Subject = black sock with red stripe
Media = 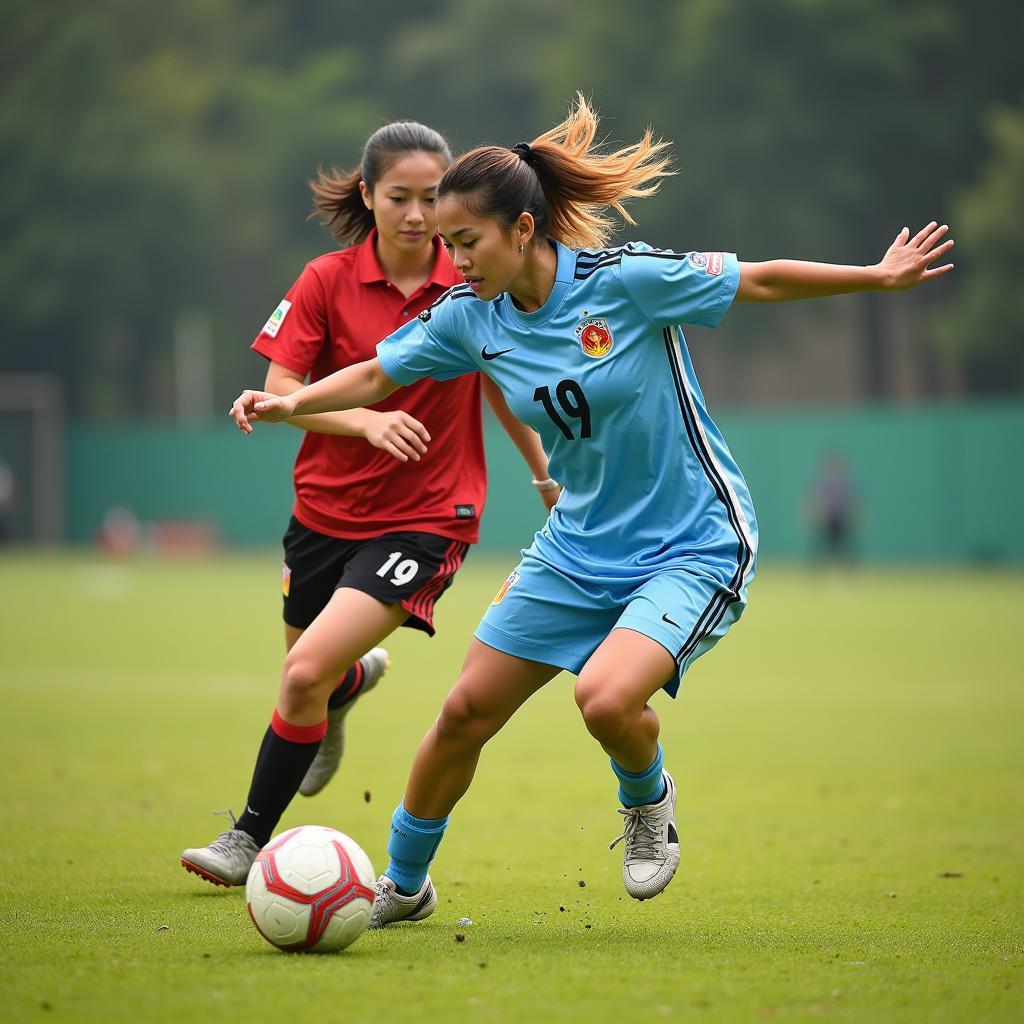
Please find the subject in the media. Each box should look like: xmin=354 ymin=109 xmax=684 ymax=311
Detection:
xmin=235 ymin=711 xmax=326 ymax=846
xmin=326 ymin=659 xmax=364 ymax=711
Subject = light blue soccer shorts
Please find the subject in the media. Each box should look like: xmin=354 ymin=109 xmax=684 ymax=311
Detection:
xmin=474 ymin=549 xmax=753 ymax=698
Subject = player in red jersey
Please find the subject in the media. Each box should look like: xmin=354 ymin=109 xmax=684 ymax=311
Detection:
xmin=182 ymin=122 xmax=555 ymax=887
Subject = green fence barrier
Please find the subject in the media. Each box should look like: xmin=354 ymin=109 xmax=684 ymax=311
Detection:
xmin=65 ymin=403 xmax=1024 ymax=563
xmin=722 ymin=403 xmax=1023 ymax=563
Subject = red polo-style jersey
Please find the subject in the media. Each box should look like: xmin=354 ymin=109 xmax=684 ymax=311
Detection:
xmin=251 ymin=231 xmax=485 ymax=543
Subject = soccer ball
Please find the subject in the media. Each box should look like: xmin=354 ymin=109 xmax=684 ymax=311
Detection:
xmin=245 ymin=825 xmax=376 ymax=952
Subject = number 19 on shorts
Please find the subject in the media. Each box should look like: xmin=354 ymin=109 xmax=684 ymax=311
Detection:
xmin=376 ymin=552 xmax=420 ymax=587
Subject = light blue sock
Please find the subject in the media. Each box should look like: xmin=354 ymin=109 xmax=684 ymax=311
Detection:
xmin=385 ymin=804 xmax=449 ymax=894
xmin=610 ymin=743 xmax=665 ymax=807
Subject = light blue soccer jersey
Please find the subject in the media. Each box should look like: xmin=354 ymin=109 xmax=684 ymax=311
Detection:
xmin=376 ymin=239 xmax=757 ymax=597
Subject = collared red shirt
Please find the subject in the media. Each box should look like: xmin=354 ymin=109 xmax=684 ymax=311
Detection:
xmin=252 ymin=230 xmax=485 ymax=542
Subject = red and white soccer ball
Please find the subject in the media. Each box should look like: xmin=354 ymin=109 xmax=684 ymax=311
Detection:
xmin=245 ymin=825 xmax=376 ymax=953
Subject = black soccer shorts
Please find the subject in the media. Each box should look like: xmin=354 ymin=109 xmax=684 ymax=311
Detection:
xmin=281 ymin=516 xmax=470 ymax=635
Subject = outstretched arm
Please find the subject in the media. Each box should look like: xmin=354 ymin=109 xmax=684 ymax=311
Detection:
xmin=736 ymin=222 xmax=953 ymax=303
xmin=481 ymin=376 xmax=561 ymax=510
xmin=230 ymin=357 xmax=401 ymax=434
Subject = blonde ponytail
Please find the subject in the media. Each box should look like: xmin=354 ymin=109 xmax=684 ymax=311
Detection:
xmin=438 ymin=94 xmax=674 ymax=250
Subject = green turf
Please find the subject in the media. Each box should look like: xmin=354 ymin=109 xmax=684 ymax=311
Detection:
xmin=1 ymin=552 xmax=1021 ymax=1023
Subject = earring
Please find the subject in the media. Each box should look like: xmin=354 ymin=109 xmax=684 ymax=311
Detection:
xmin=518 ymin=244 xmax=524 ymax=254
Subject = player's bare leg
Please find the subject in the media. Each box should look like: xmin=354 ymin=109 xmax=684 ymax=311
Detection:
xmin=182 ymin=589 xmax=406 ymax=886
xmin=574 ymin=628 xmax=673 ymax=770
xmin=277 ymin=587 xmax=407 ymax=727
xmin=575 ymin=629 xmax=680 ymax=901
xmin=370 ymin=642 xmax=558 ymax=927
xmin=280 ymin=591 xmax=400 ymax=796
xmin=405 ymin=640 xmax=560 ymax=818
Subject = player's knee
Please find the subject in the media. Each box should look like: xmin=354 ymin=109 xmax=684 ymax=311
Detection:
xmin=281 ymin=652 xmax=333 ymax=702
xmin=574 ymin=678 xmax=630 ymax=745
xmin=435 ymin=687 xmax=494 ymax=746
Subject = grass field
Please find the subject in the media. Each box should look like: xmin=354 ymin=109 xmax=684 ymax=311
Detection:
xmin=1 ymin=552 xmax=1021 ymax=1023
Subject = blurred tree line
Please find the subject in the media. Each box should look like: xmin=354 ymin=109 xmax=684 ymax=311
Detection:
xmin=1 ymin=0 xmax=1020 ymax=419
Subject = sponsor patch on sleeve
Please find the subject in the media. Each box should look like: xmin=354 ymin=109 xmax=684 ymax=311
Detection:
xmin=688 ymin=252 xmax=724 ymax=276
xmin=262 ymin=299 xmax=292 ymax=338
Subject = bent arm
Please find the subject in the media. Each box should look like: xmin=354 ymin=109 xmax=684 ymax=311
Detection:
xmin=481 ymin=376 xmax=560 ymax=510
xmin=482 ymin=377 xmax=550 ymax=480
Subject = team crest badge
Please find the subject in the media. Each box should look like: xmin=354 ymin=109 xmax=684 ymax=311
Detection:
xmin=575 ymin=317 xmax=613 ymax=358
xmin=281 ymin=562 xmax=291 ymax=597
xmin=491 ymin=568 xmax=520 ymax=605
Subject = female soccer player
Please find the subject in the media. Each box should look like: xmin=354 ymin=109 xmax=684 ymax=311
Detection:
xmin=229 ymin=97 xmax=954 ymax=920
xmin=182 ymin=121 xmax=556 ymax=887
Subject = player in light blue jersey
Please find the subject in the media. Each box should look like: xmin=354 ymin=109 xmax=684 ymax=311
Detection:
xmin=231 ymin=96 xmax=954 ymax=921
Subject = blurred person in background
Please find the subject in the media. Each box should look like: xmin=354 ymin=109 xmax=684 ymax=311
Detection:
xmin=230 ymin=95 xmax=953 ymax=922
xmin=182 ymin=121 xmax=555 ymax=887
xmin=806 ymin=449 xmax=860 ymax=565
xmin=0 ymin=460 xmax=13 ymax=544
xmin=97 ymin=504 xmax=141 ymax=557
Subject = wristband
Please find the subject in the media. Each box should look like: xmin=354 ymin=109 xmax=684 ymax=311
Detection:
xmin=531 ymin=477 xmax=560 ymax=492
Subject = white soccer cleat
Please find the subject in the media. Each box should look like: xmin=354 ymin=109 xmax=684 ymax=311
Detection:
xmin=181 ymin=828 xmax=261 ymax=887
xmin=299 ymin=647 xmax=390 ymax=798
xmin=368 ymin=874 xmax=437 ymax=928
xmin=608 ymin=771 xmax=680 ymax=901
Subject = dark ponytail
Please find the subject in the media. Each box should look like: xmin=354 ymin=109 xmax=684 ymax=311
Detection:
xmin=309 ymin=121 xmax=452 ymax=246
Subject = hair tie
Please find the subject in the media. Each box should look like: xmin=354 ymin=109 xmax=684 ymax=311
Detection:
xmin=512 ymin=142 xmax=536 ymax=166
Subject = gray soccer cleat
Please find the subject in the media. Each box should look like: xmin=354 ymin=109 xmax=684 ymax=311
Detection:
xmin=368 ymin=874 xmax=437 ymax=928
xmin=608 ymin=771 xmax=680 ymax=901
xmin=298 ymin=647 xmax=390 ymax=797
xmin=181 ymin=827 xmax=261 ymax=887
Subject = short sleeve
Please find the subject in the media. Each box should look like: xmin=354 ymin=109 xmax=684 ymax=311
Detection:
xmin=620 ymin=247 xmax=740 ymax=329
xmin=376 ymin=298 xmax=478 ymax=385
xmin=250 ymin=263 xmax=328 ymax=376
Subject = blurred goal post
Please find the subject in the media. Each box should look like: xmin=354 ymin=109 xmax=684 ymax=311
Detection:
xmin=0 ymin=374 xmax=65 ymax=543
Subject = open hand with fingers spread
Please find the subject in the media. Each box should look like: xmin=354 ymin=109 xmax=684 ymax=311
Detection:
xmin=876 ymin=222 xmax=954 ymax=290
xmin=229 ymin=389 xmax=297 ymax=434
